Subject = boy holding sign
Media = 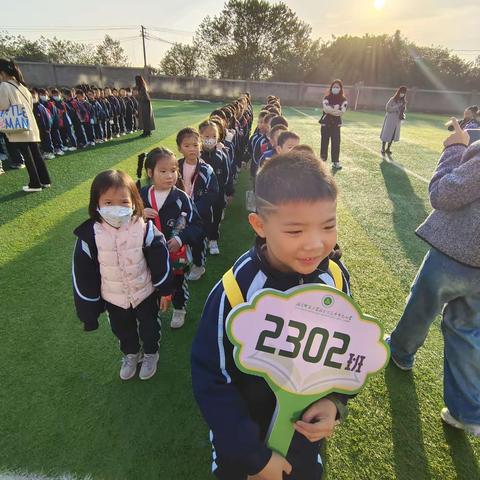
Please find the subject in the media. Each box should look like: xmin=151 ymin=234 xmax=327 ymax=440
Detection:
xmin=191 ymin=153 xmax=353 ymax=480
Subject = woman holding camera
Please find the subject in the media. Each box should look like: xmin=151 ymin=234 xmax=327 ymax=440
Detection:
xmin=380 ymin=86 xmax=407 ymax=155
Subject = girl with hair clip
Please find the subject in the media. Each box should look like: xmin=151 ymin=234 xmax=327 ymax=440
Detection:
xmin=72 ymin=170 xmax=173 ymax=380
xmin=320 ymin=79 xmax=348 ymax=170
xmin=380 ymin=85 xmax=408 ymax=155
xmin=0 ymin=59 xmax=51 ymax=191
xmin=137 ymin=148 xmax=204 ymax=329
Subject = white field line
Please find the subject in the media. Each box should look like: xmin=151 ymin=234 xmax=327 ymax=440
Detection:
xmin=0 ymin=473 xmax=92 ymax=480
xmin=289 ymin=107 xmax=430 ymax=185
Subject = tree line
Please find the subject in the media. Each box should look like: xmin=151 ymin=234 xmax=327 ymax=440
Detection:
xmin=2 ymin=0 xmax=479 ymax=90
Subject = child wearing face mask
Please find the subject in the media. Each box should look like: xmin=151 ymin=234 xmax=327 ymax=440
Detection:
xmin=199 ymin=120 xmax=233 ymax=256
xmin=31 ymin=89 xmax=55 ymax=160
xmin=320 ymin=79 xmax=348 ymax=170
xmin=176 ymin=127 xmax=219 ymax=281
xmin=138 ymin=148 xmax=204 ymax=329
xmin=380 ymin=86 xmax=408 ymax=155
xmin=50 ymin=88 xmax=77 ymax=151
xmin=72 ymin=170 xmax=173 ymax=381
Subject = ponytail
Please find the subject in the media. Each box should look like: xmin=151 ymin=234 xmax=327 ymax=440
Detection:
xmin=136 ymin=152 xmax=146 ymax=191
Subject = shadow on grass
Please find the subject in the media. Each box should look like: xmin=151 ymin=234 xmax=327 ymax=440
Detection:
xmin=443 ymin=424 xmax=480 ymax=479
xmin=385 ymin=365 xmax=432 ymax=480
xmin=380 ymin=159 xmax=429 ymax=268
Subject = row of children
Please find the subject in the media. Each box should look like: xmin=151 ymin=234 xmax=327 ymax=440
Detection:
xmin=30 ymin=84 xmax=141 ymax=160
xmin=73 ymin=92 xmax=254 ymax=380
xmin=72 ymin=94 xmax=357 ymax=479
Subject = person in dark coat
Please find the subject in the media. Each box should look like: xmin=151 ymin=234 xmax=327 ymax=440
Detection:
xmin=135 ymin=75 xmax=155 ymax=137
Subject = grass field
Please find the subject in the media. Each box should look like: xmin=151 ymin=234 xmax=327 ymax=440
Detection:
xmin=0 ymin=100 xmax=478 ymax=480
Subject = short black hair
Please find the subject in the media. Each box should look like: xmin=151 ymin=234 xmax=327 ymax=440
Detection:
xmin=278 ymin=131 xmax=300 ymax=147
xmin=270 ymin=115 xmax=289 ymax=129
xmin=176 ymin=127 xmax=200 ymax=147
xmin=255 ymin=153 xmax=337 ymax=216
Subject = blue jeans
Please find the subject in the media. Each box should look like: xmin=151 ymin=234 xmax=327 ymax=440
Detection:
xmin=391 ymin=247 xmax=480 ymax=423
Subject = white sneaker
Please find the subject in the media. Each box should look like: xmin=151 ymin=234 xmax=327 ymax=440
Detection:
xmin=186 ymin=265 xmax=206 ymax=281
xmin=139 ymin=352 xmax=159 ymax=380
xmin=0 ymin=168 xmax=5 ymax=175
xmin=120 ymin=353 xmax=141 ymax=380
xmin=89 ymin=142 xmax=96 ymax=147
xmin=171 ymin=309 xmax=186 ymax=329
xmin=55 ymin=149 xmax=65 ymax=156
xmin=22 ymin=185 xmax=42 ymax=192
xmin=41 ymin=183 xmax=51 ymax=188
xmin=44 ymin=152 xmax=55 ymax=160
xmin=61 ymin=146 xmax=69 ymax=151
xmin=209 ymin=240 xmax=220 ymax=255
xmin=68 ymin=146 xmax=77 ymax=151
xmin=441 ymin=408 xmax=480 ymax=437
xmin=333 ymin=162 xmax=343 ymax=170
xmin=115 ymin=134 xmax=120 ymax=138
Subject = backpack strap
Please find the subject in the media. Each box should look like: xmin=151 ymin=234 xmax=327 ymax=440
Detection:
xmin=221 ymin=260 xmax=345 ymax=309
xmin=222 ymin=268 xmax=244 ymax=308
xmin=328 ymin=259 xmax=344 ymax=292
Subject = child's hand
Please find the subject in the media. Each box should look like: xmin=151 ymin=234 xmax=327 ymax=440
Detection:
xmin=167 ymin=238 xmax=181 ymax=253
xmin=159 ymin=295 xmax=171 ymax=312
xmin=294 ymin=398 xmax=339 ymax=442
xmin=144 ymin=208 xmax=159 ymax=219
xmin=247 ymin=452 xmax=292 ymax=480
xmin=444 ymin=117 xmax=469 ymax=148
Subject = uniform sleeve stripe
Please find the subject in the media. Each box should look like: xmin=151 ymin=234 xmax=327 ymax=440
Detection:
xmin=72 ymin=240 xmax=101 ymax=302
xmin=217 ymin=291 xmax=232 ymax=384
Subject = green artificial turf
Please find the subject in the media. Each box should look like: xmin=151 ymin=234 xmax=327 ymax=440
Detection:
xmin=0 ymin=100 xmax=478 ymax=480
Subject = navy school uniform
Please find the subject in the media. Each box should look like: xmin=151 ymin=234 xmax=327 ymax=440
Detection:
xmin=130 ymin=96 xmax=139 ymax=130
xmin=80 ymin=100 xmax=95 ymax=143
xmin=258 ymin=148 xmax=275 ymax=169
xmin=51 ymin=98 xmax=77 ymax=148
xmin=65 ymin=99 xmax=87 ymax=147
xmin=250 ymin=132 xmax=268 ymax=178
xmin=124 ymin=96 xmax=135 ymax=133
xmin=40 ymin=99 xmax=64 ymax=150
xmin=89 ymin=98 xmax=106 ymax=141
xmin=72 ymin=218 xmax=173 ymax=352
xmin=201 ymin=146 xmax=234 ymax=241
xmin=33 ymin=102 xmax=54 ymax=154
xmin=178 ymin=158 xmax=219 ymax=267
xmin=191 ymin=240 xmax=352 ymax=479
xmin=140 ymin=185 xmax=205 ymax=310
xmin=117 ymin=96 xmax=127 ymax=134
xmin=107 ymin=95 xmax=121 ymax=136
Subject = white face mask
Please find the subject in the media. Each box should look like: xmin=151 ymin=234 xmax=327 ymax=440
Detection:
xmin=331 ymin=87 xmax=341 ymax=95
xmin=399 ymin=93 xmax=405 ymax=98
xmin=53 ymin=96 xmax=60 ymax=101
xmin=203 ymin=138 xmax=217 ymax=150
xmin=40 ymin=95 xmax=48 ymax=102
xmin=97 ymin=206 xmax=133 ymax=228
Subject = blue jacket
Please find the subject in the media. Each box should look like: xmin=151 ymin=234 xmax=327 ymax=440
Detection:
xmin=201 ymin=147 xmax=234 ymax=197
xmin=258 ymin=148 xmax=275 ymax=168
xmin=33 ymin=103 xmax=52 ymax=132
xmin=72 ymin=218 xmax=173 ymax=331
xmin=107 ymin=95 xmax=121 ymax=116
xmin=191 ymin=240 xmax=352 ymax=475
xmin=178 ymin=158 xmax=219 ymax=223
xmin=140 ymin=185 xmax=205 ymax=246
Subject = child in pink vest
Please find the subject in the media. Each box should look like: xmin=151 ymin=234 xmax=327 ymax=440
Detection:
xmin=72 ymin=170 xmax=173 ymax=380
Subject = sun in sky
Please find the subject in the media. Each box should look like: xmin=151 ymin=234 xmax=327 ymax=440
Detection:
xmin=374 ymin=0 xmax=385 ymax=9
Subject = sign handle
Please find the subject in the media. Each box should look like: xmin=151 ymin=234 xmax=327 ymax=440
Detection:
xmin=267 ymin=386 xmax=322 ymax=457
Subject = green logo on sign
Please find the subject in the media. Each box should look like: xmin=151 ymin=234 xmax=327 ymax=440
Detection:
xmin=322 ymin=296 xmax=334 ymax=307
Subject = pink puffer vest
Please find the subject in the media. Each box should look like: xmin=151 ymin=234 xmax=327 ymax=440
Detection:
xmin=94 ymin=217 xmax=155 ymax=309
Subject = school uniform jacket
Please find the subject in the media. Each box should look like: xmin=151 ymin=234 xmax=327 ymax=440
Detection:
xmin=140 ymin=185 xmax=205 ymax=247
xmin=191 ymin=240 xmax=352 ymax=475
xmin=178 ymin=158 xmax=219 ymax=223
xmin=72 ymin=218 xmax=172 ymax=331
xmin=201 ymin=147 xmax=234 ymax=198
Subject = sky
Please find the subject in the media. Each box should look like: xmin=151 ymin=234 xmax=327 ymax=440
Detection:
xmin=2 ymin=0 xmax=479 ymax=67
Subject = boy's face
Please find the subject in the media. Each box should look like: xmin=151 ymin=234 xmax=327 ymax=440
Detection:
xmin=258 ymin=118 xmax=266 ymax=134
xmin=87 ymin=92 xmax=94 ymax=101
xmin=276 ymin=138 xmax=300 ymax=155
xmin=104 ymin=88 xmax=111 ymax=96
xmin=249 ymin=199 xmax=337 ymax=275
xmin=76 ymin=93 xmax=85 ymax=102
xmin=119 ymin=89 xmax=126 ymax=97
xmin=269 ymin=131 xmax=281 ymax=148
